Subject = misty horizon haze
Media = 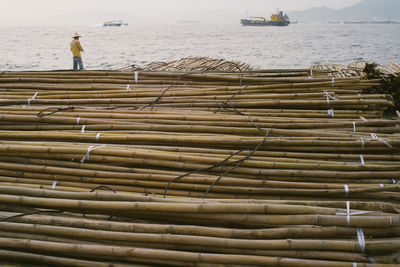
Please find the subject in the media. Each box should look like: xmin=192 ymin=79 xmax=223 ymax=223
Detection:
xmin=1 ymin=0 xmax=362 ymax=26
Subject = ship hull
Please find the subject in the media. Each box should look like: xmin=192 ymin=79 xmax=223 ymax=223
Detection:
xmin=103 ymin=23 xmax=122 ymax=27
xmin=240 ymin=19 xmax=290 ymax=26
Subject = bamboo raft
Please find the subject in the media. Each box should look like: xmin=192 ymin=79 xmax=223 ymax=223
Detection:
xmin=0 ymin=69 xmax=399 ymax=266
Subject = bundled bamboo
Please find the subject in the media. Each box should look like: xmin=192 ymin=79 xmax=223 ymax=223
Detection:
xmin=0 ymin=68 xmax=399 ymax=266
xmin=120 ymin=56 xmax=255 ymax=72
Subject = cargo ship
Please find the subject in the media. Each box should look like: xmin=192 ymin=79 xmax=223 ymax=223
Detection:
xmin=240 ymin=11 xmax=290 ymax=26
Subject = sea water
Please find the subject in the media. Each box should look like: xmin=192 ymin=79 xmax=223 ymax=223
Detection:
xmin=1 ymin=23 xmax=399 ymax=71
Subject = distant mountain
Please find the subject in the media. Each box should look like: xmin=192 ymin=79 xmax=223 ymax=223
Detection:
xmin=290 ymin=0 xmax=400 ymax=22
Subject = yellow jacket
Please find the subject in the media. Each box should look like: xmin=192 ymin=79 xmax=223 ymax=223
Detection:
xmin=70 ymin=39 xmax=84 ymax=57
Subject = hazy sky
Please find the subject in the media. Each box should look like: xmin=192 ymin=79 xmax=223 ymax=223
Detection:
xmin=1 ymin=0 xmax=362 ymax=26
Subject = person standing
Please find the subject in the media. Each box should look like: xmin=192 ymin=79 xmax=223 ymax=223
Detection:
xmin=70 ymin=32 xmax=84 ymax=70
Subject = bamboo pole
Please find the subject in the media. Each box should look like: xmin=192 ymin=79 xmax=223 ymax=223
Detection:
xmin=0 ymin=237 xmax=383 ymax=267
xmin=0 ymin=69 xmax=399 ymax=264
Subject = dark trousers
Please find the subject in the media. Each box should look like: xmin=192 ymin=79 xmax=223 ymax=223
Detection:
xmin=73 ymin=57 xmax=84 ymax=70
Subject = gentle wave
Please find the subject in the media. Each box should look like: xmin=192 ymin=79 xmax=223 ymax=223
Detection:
xmin=1 ymin=23 xmax=399 ymax=71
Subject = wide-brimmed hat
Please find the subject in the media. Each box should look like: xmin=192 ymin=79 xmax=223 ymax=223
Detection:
xmin=72 ymin=32 xmax=81 ymax=38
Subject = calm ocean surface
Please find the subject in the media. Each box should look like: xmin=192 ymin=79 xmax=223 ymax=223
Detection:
xmin=1 ymin=23 xmax=399 ymax=71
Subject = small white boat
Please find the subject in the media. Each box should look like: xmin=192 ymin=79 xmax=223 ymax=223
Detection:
xmin=103 ymin=20 xmax=128 ymax=27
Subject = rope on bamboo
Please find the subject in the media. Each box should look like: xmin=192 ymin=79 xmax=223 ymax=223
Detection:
xmin=163 ymin=149 xmax=245 ymax=197
xmin=158 ymin=103 xmax=269 ymax=197
xmin=202 ymin=130 xmax=269 ymax=198
xmin=214 ymin=86 xmax=247 ymax=114
xmin=138 ymin=74 xmax=184 ymax=111
xmin=90 ymin=185 xmax=117 ymax=193
xmin=37 ymin=107 xmax=76 ymax=117
xmin=0 ymin=210 xmax=61 ymax=223
xmin=140 ymin=83 xmax=176 ymax=111
xmin=214 ymin=102 xmax=266 ymax=133
xmin=87 ymin=185 xmax=117 ymax=220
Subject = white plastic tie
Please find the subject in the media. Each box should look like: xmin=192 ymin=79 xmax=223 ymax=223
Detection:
xmin=360 ymin=137 xmax=364 ymax=150
xmin=134 ymin=71 xmax=139 ymax=84
xmin=331 ymin=77 xmax=335 ymax=88
xmin=96 ymin=133 xmax=101 ymax=141
xmin=327 ymin=108 xmax=334 ymax=118
xmin=324 ymin=91 xmax=339 ymax=105
xmin=346 ymin=201 xmax=351 ymax=226
xmin=76 ymin=117 xmax=81 ymax=125
xmin=379 ymin=138 xmax=393 ymax=148
xmin=27 ymin=92 xmax=39 ymax=107
xmin=369 ymin=133 xmax=392 ymax=148
xmin=353 ymin=263 xmax=357 ymax=267
xmin=80 ymin=145 xmax=106 ymax=163
xmin=392 ymin=179 xmax=400 ymax=184
xmin=352 ymin=122 xmax=356 ymax=132
xmin=344 ymin=184 xmax=349 ymax=197
xmin=52 ymin=180 xmax=57 ymax=190
xmin=360 ymin=116 xmax=367 ymax=121
xmin=328 ymin=93 xmax=339 ymax=101
xmin=356 ymin=227 xmax=366 ymax=254
xmin=380 ymin=184 xmax=384 ymax=188
xmin=360 ymin=155 xmax=365 ymax=165
xmin=81 ymin=125 xmax=86 ymax=134
xmin=369 ymin=257 xmax=377 ymax=264
xmin=337 ymin=210 xmax=372 ymax=216
xmin=310 ymin=69 xmax=313 ymax=76
xmin=127 ymin=84 xmax=131 ymax=91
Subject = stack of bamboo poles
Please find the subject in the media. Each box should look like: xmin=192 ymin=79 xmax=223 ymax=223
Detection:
xmin=0 ymin=69 xmax=399 ymax=266
xmin=120 ymin=56 xmax=255 ymax=72
xmin=310 ymin=62 xmax=400 ymax=79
